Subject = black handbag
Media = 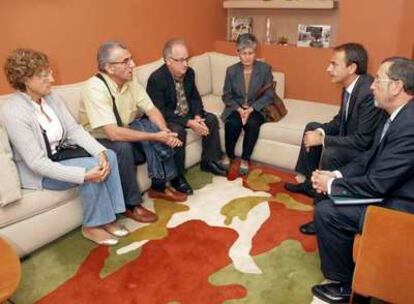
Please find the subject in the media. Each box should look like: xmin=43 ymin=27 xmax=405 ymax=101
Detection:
xmin=41 ymin=128 xmax=91 ymax=162
xmin=50 ymin=143 xmax=91 ymax=162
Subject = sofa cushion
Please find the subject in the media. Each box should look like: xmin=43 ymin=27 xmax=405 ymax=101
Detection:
xmin=0 ymin=188 xmax=79 ymax=228
xmin=203 ymin=96 xmax=338 ymax=146
xmin=209 ymin=52 xmax=239 ymax=96
xmin=53 ymin=82 xmax=85 ymax=122
xmin=188 ymin=53 xmax=212 ymax=96
xmin=134 ymin=58 xmax=164 ymax=88
xmin=260 ymin=99 xmax=339 ymax=145
xmin=202 ymin=94 xmax=224 ymax=118
xmin=0 ymin=123 xmax=22 ymax=207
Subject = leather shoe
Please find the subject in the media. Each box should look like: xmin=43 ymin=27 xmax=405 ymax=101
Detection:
xmin=299 ymin=221 xmax=315 ymax=235
xmin=284 ymin=182 xmax=315 ymax=198
xmin=124 ymin=206 xmax=158 ymax=223
xmin=200 ymin=161 xmax=227 ymax=176
xmin=148 ymin=187 xmax=187 ymax=202
xmin=171 ymin=175 xmax=193 ymax=195
xmin=312 ymin=282 xmax=351 ymax=304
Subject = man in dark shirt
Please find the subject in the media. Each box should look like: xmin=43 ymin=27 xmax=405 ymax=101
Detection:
xmin=147 ymin=39 xmax=226 ymax=195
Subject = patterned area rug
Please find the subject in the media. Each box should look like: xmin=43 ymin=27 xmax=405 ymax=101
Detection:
xmin=13 ymin=165 xmax=324 ymax=304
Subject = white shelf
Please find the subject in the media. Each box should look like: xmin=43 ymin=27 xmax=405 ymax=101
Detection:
xmin=223 ymin=0 xmax=335 ymax=9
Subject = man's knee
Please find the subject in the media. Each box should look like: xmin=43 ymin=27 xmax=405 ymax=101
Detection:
xmin=320 ymin=148 xmax=341 ymax=170
xmin=104 ymin=142 xmax=136 ymax=165
xmin=314 ymin=199 xmax=336 ymax=225
xmin=168 ymin=123 xmax=186 ymax=140
xmin=305 ymin=121 xmax=323 ymax=132
xmin=204 ymin=113 xmax=219 ymax=128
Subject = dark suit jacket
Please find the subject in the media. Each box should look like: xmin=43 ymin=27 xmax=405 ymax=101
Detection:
xmin=146 ymin=64 xmax=204 ymax=127
xmin=322 ymin=74 xmax=384 ymax=152
xmin=332 ymin=100 xmax=414 ymax=213
xmin=221 ymin=60 xmax=274 ymax=121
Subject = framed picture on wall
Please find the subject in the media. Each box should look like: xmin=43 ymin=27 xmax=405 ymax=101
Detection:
xmin=230 ymin=16 xmax=253 ymax=42
xmin=297 ymin=24 xmax=331 ymax=48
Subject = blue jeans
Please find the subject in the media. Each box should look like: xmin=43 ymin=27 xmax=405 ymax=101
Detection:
xmin=129 ymin=119 xmax=177 ymax=181
xmin=42 ymin=150 xmax=126 ymax=227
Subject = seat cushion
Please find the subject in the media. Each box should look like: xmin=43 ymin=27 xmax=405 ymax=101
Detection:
xmin=202 ymin=94 xmax=224 ymax=117
xmin=0 ymin=188 xmax=79 ymax=228
xmin=202 ymin=96 xmax=339 ymax=146
xmin=266 ymin=99 xmax=339 ymax=145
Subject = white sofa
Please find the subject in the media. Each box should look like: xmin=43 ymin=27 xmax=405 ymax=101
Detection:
xmin=0 ymin=52 xmax=338 ymax=257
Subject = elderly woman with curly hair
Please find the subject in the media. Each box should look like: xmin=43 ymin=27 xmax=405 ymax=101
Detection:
xmin=221 ymin=33 xmax=275 ymax=175
xmin=1 ymin=48 xmax=129 ymax=245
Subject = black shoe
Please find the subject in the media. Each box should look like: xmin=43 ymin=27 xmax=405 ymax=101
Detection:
xmin=312 ymin=282 xmax=351 ymax=304
xmin=299 ymin=221 xmax=315 ymax=235
xmin=284 ymin=182 xmax=315 ymax=198
xmin=200 ymin=161 xmax=227 ymax=176
xmin=171 ymin=175 xmax=193 ymax=195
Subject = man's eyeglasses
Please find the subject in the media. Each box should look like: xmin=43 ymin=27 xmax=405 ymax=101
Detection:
xmin=109 ymin=57 xmax=134 ymax=66
xmin=169 ymin=57 xmax=189 ymax=64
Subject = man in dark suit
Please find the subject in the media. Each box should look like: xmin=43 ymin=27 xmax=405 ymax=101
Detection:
xmin=310 ymin=57 xmax=414 ymax=303
xmin=147 ymin=39 xmax=226 ymax=195
xmin=285 ymin=43 xmax=384 ymax=235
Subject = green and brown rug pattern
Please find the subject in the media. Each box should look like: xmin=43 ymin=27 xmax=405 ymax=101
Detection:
xmin=13 ymin=165 xmax=323 ymax=304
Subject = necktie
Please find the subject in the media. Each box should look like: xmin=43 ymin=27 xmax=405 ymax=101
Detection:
xmin=343 ymin=91 xmax=351 ymax=120
xmin=380 ymin=118 xmax=392 ymax=142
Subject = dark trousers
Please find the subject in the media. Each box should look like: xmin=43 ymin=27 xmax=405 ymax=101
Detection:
xmin=295 ymin=122 xmax=360 ymax=180
xmin=168 ymin=112 xmax=222 ymax=175
xmin=224 ymin=110 xmax=265 ymax=161
xmin=314 ymin=199 xmax=368 ymax=284
xmin=98 ymin=139 xmax=145 ymax=208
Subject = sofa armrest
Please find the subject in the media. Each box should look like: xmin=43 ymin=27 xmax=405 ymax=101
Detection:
xmin=0 ymin=125 xmax=21 ymax=207
xmin=273 ymin=71 xmax=285 ymax=99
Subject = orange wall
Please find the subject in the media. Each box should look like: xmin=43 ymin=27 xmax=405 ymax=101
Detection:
xmin=0 ymin=0 xmax=226 ymax=94
xmin=338 ymin=0 xmax=414 ymax=73
xmin=216 ymin=0 xmax=414 ymax=104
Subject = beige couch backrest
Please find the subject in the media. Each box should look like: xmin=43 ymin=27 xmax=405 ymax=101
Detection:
xmin=133 ymin=58 xmax=164 ymax=89
xmin=52 ymin=82 xmax=85 ymax=121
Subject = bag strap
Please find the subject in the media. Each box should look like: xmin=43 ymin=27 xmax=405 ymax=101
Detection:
xmin=39 ymin=127 xmax=54 ymax=158
xmin=95 ymin=73 xmax=123 ymax=127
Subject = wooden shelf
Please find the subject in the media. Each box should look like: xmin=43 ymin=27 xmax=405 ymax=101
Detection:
xmin=223 ymin=0 xmax=335 ymax=10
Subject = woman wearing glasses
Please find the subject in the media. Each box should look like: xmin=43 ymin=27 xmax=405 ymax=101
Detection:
xmin=1 ymin=48 xmax=128 ymax=245
xmin=221 ymin=33 xmax=275 ymax=174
